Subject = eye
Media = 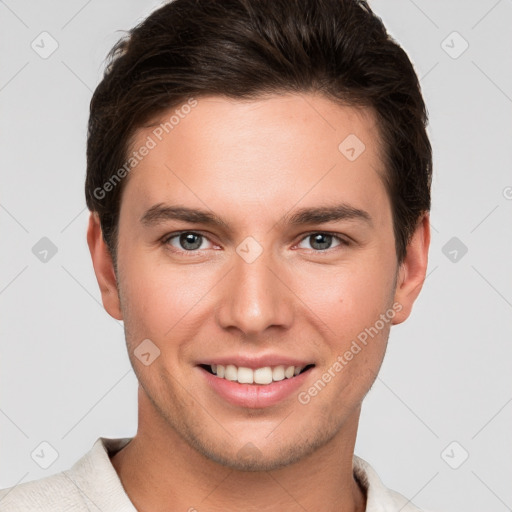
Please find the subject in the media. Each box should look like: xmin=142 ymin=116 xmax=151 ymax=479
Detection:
xmin=296 ymin=232 xmax=349 ymax=252
xmin=161 ymin=230 xmax=350 ymax=256
xmin=162 ymin=231 xmax=215 ymax=254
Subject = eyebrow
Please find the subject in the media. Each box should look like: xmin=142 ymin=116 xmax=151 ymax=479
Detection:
xmin=140 ymin=202 xmax=373 ymax=229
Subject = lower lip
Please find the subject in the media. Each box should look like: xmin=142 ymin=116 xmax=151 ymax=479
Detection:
xmin=199 ymin=366 xmax=313 ymax=409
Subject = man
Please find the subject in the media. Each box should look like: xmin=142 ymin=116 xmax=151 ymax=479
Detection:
xmin=0 ymin=0 xmax=432 ymax=510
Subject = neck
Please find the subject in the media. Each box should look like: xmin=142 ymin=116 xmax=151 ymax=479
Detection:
xmin=111 ymin=387 xmax=367 ymax=512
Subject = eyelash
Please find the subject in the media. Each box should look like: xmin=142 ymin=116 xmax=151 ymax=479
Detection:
xmin=161 ymin=231 xmax=351 ymax=257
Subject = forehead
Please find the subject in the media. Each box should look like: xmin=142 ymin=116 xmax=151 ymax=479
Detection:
xmin=121 ymin=93 xmax=390 ymax=228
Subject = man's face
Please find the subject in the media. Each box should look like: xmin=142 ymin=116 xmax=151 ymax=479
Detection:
xmin=113 ymin=93 xmax=403 ymax=470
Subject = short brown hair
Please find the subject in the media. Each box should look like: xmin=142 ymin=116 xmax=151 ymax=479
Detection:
xmin=85 ymin=0 xmax=432 ymax=268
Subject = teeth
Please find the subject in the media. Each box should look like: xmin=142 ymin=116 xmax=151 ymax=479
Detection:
xmin=284 ymin=366 xmax=295 ymax=379
xmin=209 ymin=364 xmax=307 ymax=385
xmin=225 ymin=364 xmax=237 ymax=381
xmin=254 ymin=367 xmax=273 ymax=385
xmin=272 ymin=365 xmax=285 ymax=381
xmin=237 ymin=366 xmax=254 ymax=384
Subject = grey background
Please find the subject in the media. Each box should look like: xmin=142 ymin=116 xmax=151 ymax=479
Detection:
xmin=1 ymin=1 xmax=511 ymax=511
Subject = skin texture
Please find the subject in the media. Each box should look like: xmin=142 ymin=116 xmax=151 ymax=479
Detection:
xmin=87 ymin=93 xmax=430 ymax=512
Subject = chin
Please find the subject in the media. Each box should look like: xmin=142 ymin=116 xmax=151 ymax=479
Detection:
xmin=182 ymin=422 xmax=338 ymax=472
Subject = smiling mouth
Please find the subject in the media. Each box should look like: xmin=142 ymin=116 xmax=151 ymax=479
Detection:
xmin=199 ymin=363 xmax=315 ymax=385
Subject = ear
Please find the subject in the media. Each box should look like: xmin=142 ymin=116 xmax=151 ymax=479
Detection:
xmin=391 ymin=212 xmax=430 ymax=325
xmin=86 ymin=211 xmax=123 ymax=320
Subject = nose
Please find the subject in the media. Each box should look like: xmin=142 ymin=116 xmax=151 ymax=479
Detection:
xmin=216 ymin=241 xmax=294 ymax=338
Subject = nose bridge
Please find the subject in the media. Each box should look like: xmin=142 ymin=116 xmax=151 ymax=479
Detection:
xmin=217 ymin=239 xmax=292 ymax=335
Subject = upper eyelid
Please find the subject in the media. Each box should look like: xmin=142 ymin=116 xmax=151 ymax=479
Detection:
xmin=162 ymin=230 xmax=215 ymax=244
xmin=297 ymin=231 xmax=350 ymax=243
xmin=295 ymin=232 xmax=351 ymax=249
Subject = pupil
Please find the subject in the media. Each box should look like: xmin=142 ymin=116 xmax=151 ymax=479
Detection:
xmin=180 ymin=233 xmax=202 ymax=250
xmin=311 ymin=233 xmax=332 ymax=250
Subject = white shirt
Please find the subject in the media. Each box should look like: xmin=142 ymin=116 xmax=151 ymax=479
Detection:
xmin=0 ymin=437 xmax=425 ymax=511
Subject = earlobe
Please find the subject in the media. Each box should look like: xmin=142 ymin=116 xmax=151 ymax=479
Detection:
xmin=391 ymin=212 xmax=430 ymax=325
xmin=86 ymin=212 xmax=123 ymax=320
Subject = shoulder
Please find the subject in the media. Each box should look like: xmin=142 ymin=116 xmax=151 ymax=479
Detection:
xmin=0 ymin=437 xmax=134 ymax=512
xmin=0 ymin=471 xmax=87 ymax=512
xmin=353 ymin=454 xmax=425 ymax=512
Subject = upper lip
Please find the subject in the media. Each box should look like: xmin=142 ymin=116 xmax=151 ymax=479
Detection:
xmin=198 ymin=354 xmax=315 ymax=369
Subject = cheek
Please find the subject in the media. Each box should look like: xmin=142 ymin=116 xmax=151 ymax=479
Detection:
xmin=296 ymin=257 xmax=394 ymax=332
xmin=119 ymin=256 xmax=214 ymax=340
